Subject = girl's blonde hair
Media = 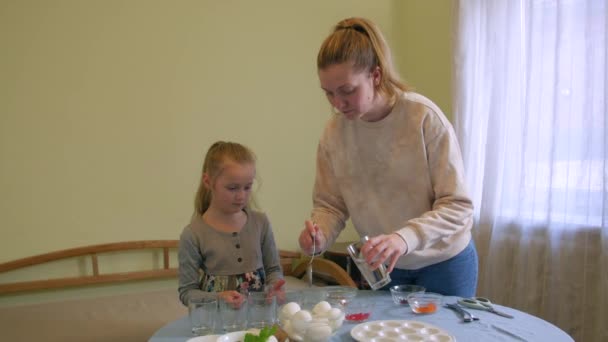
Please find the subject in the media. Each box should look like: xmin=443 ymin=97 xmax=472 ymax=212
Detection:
xmin=194 ymin=141 xmax=257 ymax=215
xmin=317 ymin=17 xmax=410 ymax=104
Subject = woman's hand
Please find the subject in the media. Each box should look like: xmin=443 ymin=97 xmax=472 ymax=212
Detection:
xmin=360 ymin=233 xmax=408 ymax=273
xmin=218 ymin=290 xmax=245 ymax=308
xmin=298 ymin=220 xmax=326 ymax=256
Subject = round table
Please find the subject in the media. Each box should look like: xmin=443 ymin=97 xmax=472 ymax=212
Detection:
xmin=149 ymin=291 xmax=573 ymax=342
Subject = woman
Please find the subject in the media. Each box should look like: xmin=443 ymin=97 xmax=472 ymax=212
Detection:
xmin=297 ymin=17 xmax=478 ymax=297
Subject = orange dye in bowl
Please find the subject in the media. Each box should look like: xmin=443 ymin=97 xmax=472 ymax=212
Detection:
xmin=412 ymin=302 xmax=437 ymax=314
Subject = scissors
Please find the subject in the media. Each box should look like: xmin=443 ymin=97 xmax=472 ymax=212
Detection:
xmin=457 ymin=297 xmax=514 ymax=319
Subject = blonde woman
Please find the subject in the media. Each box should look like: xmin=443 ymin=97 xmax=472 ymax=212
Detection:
xmin=298 ymin=18 xmax=478 ymax=297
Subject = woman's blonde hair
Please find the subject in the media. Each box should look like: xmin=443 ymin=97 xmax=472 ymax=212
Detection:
xmin=317 ymin=17 xmax=410 ymax=103
xmin=194 ymin=141 xmax=257 ymax=215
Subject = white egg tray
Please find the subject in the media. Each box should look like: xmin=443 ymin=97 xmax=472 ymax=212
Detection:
xmin=350 ymin=320 xmax=455 ymax=342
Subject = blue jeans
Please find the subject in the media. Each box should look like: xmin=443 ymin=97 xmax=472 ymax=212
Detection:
xmin=381 ymin=240 xmax=478 ymax=297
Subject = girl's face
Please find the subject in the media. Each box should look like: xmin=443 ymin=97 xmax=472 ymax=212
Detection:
xmin=318 ymin=62 xmax=381 ymax=120
xmin=204 ymin=159 xmax=255 ymax=215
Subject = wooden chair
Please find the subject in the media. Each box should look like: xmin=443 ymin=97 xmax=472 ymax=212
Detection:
xmin=279 ymin=250 xmax=357 ymax=288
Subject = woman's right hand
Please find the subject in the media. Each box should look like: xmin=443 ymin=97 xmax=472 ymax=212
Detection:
xmin=218 ymin=290 xmax=245 ymax=308
xmin=298 ymin=220 xmax=326 ymax=256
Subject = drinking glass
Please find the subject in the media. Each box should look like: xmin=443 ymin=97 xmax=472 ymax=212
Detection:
xmin=188 ymin=297 xmax=217 ymax=336
xmin=247 ymin=291 xmax=277 ymax=329
xmin=347 ymin=236 xmax=391 ymax=290
xmin=219 ymin=294 xmax=248 ymax=332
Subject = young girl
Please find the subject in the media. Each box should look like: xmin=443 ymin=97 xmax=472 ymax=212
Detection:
xmin=298 ymin=18 xmax=478 ymax=297
xmin=178 ymin=141 xmax=283 ymax=306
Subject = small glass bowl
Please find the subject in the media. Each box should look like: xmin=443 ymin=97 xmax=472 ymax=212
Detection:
xmin=389 ymin=284 xmax=426 ymax=305
xmin=343 ymin=300 xmax=375 ymax=323
xmin=406 ymin=292 xmax=443 ymax=314
xmin=298 ymin=288 xmax=330 ymax=311
xmin=324 ymin=286 xmax=358 ymax=307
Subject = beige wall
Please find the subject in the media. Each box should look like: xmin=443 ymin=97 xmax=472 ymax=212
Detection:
xmin=393 ymin=0 xmax=455 ymax=117
xmin=0 ymin=0 xmax=453 ymax=305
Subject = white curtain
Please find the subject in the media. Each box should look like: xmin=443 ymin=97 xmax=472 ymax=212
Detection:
xmin=454 ymin=1 xmax=607 ymax=341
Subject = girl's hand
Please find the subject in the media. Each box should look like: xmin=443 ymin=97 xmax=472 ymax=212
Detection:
xmin=360 ymin=233 xmax=408 ymax=273
xmin=218 ymin=290 xmax=245 ymax=308
xmin=298 ymin=220 xmax=326 ymax=256
xmin=267 ymin=279 xmax=286 ymax=302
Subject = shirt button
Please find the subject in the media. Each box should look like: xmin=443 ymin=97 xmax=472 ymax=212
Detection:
xmin=235 ymin=244 xmax=240 ymax=249
xmin=237 ymin=257 xmax=242 ymax=262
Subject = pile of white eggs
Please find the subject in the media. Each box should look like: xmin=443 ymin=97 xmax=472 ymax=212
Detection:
xmin=278 ymin=300 xmax=345 ymax=342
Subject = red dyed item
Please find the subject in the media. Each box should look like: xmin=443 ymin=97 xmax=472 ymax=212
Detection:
xmin=345 ymin=312 xmax=371 ymax=322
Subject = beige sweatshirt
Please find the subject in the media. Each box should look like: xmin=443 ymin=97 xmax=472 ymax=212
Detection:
xmin=311 ymin=92 xmax=473 ymax=270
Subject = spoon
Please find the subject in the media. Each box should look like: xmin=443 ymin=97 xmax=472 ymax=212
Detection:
xmin=445 ymin=303 xmax=475 ymax=323
xmin=307 ymin=223 xmax=317 ymax=287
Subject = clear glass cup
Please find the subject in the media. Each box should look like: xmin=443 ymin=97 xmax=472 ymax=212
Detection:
xmin=188 ymin=297 xmax=217 ymax=336
xmin=219 ymin=294 xmax=248 ymax=332
xmin=247 ymin=291 xmax=277 ymax=329
xmin=347 ymin=236 xmax=391 ymax=290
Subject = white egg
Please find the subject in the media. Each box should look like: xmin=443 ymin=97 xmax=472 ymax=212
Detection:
xmin=293 ymin=309 xmax=312 ymax=321
xmin=305 ymin=324 xmax=333 ymax=342
xmin=329 ymin=317 xmax=344 ymax=330
xmin=312 ymin=301 xmax=332 ymax=315
xmin=327 ymin=307 xmax=343 ymax=320
xmin=313 ymin=311 xmax=328 ymax=319
xmin=291 ymin=310 xmax=312 ymax=332
xmin=289 ymin=332 xmax=304 ymax=342
xmin=286 ymin=322 xmax=305 ymax=341
xmin=282 ymin=320 xmax=293 ymax=334
xmin=281 ymin=302 xmax=301 ymax=318
xmin=309 ymin=318 xmax=329 ymax=325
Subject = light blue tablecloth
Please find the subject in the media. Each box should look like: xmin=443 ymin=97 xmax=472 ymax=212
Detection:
xmin=149 ymin=291 xmax=573 ymax=341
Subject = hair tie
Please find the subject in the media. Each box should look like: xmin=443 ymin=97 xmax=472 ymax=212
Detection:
xmin=336 ymin=24 xmax=368 ymax=36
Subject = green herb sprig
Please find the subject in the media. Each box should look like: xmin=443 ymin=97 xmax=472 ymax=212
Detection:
xmin=243 ymin=326 xmax=277 ymax=342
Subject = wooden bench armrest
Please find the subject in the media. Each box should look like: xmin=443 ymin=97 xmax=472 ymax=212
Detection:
xmin=0 ymin=240 xmax=179 ymax=295
xmin=1 ymin=244 xmax=328 ymax=295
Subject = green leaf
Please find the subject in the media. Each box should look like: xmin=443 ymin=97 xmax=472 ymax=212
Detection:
xmin=259 ymin=326 xmax=277 ymax=340
xmin=243 ymin=326 xmax=277 ymax=342
xmin=243 ymin=332 xmax=257 ymax=342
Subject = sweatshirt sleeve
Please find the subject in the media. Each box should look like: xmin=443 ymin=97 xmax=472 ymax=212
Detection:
xmin=260 ymin=213 xmax=283 ymax=286
xmin=311 ymin=140 xmax=350 ymax=250
xmin=177 ymin=226 xmax=216 ymax=306
xmin=395 ymin=111 xmax=474 ymax=253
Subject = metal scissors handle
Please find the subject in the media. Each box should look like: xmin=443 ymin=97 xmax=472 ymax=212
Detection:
xmin=458 ymin=297 xmax=514 ymax=319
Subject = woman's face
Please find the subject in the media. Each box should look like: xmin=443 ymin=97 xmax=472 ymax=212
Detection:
xmin=318 ymin=63 xmax=380 ymax=120
xmin=204 ymin=159 xmax=255 ymax=215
